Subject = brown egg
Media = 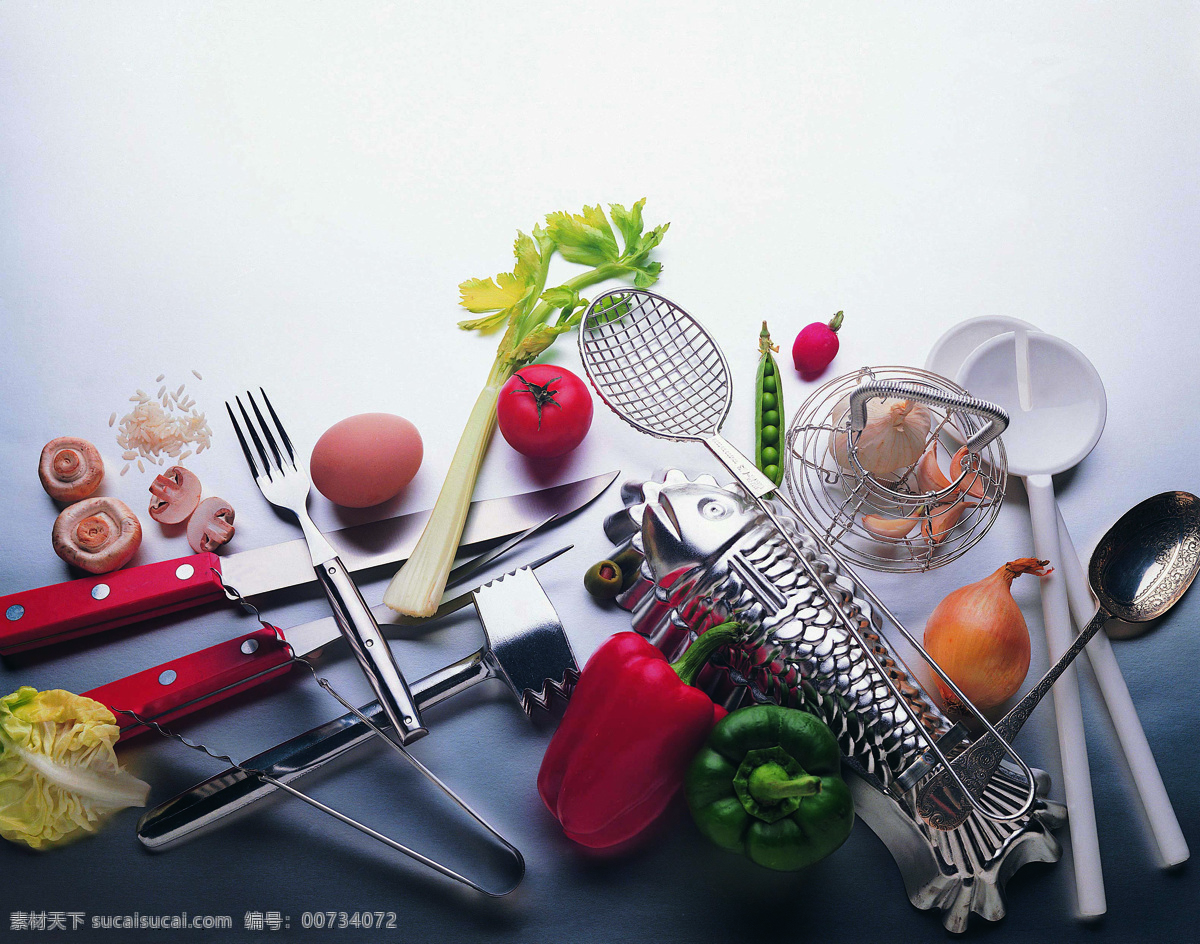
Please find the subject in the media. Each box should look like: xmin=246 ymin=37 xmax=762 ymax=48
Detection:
xmin=310 ymin=413 xmax=423 ymax=508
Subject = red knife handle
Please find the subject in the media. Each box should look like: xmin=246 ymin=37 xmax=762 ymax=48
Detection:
xmin=84 ymin=627 xmax=295 ymax=739
xmin=0 ymin=553 xmax=227 ymax=655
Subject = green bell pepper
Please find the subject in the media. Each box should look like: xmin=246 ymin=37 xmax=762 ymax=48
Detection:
xmin=685 ymin=704 xmax=854 ymax=871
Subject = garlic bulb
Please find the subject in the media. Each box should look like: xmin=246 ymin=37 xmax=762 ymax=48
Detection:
xmin=828 ymin=396 xmax=932 ymax=477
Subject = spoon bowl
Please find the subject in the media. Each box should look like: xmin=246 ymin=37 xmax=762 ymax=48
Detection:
xmin=1090 ymin=491 xmax=1200 ymax=624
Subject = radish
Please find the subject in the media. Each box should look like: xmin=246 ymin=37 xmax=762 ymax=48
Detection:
xmin=792 ymin=311 xmax=844 ymax=377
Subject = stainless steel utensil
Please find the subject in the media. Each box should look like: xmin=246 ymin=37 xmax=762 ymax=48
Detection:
xmin=136 ymin=564 xmax=579 ymax=850
xmin=227 ymin=389 xmax=424 ymax=743
xmin=916 ymin=491 xmax=1200 ymax=829
xmin=577 ymin=289 xmax=1034 ymax=822
xmin=783 ymin=367 xmax=1010 ymax=572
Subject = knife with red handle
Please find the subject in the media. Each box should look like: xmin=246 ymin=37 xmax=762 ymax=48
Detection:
xmin=0 ymin=472 xmax=615 ymax=655
xmin=2 ymin=555 xmax=227 ymax=655
xmin=85 ymin=626 xmax=294 ymax=737
xmin=85 ymin=547 xmax=568 ymax=739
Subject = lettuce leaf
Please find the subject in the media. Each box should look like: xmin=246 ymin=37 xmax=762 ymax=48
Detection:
xmin=0 ymin=687 xmax=150 ymax=850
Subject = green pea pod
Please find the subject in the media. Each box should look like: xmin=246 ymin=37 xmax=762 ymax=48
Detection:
xmin=754 ymin=322 xmax=784 ymax=489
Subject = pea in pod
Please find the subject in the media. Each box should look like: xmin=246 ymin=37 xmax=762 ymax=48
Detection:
xmin=754 ymin=321 xmax=784 ymax=489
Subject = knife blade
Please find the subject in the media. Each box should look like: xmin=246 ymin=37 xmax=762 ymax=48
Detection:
xmin=0 ymin=471 xmax=617 ymax=654
xmin=86 ymin=547 xmax=573 ymax=737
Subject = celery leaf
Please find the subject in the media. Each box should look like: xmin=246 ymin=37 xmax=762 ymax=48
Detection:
xmin=545 ymin=206 xmax=620 ymax=266
xmin=459 ymin=273 xmax=529 ymax=314
xmin=609 ymin=198 xmax=646 ymax=253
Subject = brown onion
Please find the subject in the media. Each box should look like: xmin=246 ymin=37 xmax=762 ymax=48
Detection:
xmin=923 ymin=558 xmax=1051 ymax=712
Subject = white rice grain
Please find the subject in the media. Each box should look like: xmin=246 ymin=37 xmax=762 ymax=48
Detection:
xmin=114 ymin=381 xmax=213 ymax=468
xmin=121 ymin=463 xmax=130 ymax=475
xmin=192 ymin=369 xmax=203 ymax=380
xmin=156 ymin=373 xmax=165 ymax=382
xmin=109 ymin=412 xmax=117 ymax=427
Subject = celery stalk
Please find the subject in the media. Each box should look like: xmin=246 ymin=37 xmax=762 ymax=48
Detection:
xmin=383 ymin=201 xmax=669 ymax=616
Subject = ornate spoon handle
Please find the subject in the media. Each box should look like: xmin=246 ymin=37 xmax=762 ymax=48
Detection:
xmin=917 ymin=606 xmax=1111 ymax=829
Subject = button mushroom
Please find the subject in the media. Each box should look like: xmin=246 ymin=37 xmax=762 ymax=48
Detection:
xmin=148 ymin=466 xmax=203 ymax=524
xmin=52 ymin=497 xmax=142 ymax=574
xmin=38 ymin=437 xmax=104 ymax=502
xmin=187 ymin=497 xmax=235 ymax=553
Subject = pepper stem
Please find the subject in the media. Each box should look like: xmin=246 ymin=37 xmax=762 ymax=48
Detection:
xmin=747 ymin=762 xmax=822 ymax=803
xmin=670 ymin=621 xmax=743 ymax=688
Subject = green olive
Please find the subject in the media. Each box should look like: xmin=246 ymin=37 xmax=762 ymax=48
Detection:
xmin=761 ymin=446 xmax=779 ymax=465
xmin=584 ymin=560 xmax=624 ymax=600
xmin=762 ymin=375 xmax=777 ymax=393
xmin=761 ymin=391 xmax=777 ymax=411
xmin=762 ymin=424 xmax=779 ymax=444
xmin=764 ymin=464 xmax=779 ymax=481
xmin=763 ymin=409 xmax=780 ymax=427
xmin=611 ymin=546 xmax=643 ymax=591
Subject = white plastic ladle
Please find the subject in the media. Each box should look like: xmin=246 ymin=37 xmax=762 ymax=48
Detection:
xmin=929 ymin=318 xmax=1189 ymax=876
xmin=958 ymin=329 xmax=1108 ymax=919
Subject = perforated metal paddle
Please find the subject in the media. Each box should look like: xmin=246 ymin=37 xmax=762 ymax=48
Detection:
xmin=578 ymin=288 xmax=1037 ymax=825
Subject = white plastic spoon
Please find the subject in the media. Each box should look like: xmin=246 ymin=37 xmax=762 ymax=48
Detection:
xmin=959 ymin=329 xmax=1108 ymax=919
xmin=929 ymin=317 xmax=1188 ymax=870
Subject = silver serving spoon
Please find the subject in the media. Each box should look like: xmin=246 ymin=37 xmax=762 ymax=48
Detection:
xmin=917 ymin=490 xmax=1200 ymax=830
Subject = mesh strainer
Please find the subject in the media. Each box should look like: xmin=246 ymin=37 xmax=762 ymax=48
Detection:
xmin=578 ymin=288 xmax=1033 ymax=827
xmin=784 ymin=367 xmax=1010 ymax=572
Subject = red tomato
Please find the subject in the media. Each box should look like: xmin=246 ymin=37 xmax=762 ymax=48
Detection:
xmin=497 ymin=365 xmax=594 ymax=458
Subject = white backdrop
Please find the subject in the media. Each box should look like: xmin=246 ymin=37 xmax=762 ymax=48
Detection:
xmin=2 ymin=3 xmax=1199 ymax=941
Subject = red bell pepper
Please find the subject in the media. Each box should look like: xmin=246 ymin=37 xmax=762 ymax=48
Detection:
xmin=537 ymin=621 xmax=741 ymax=849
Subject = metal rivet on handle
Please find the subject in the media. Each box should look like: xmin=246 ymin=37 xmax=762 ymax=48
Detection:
xmin=92 ymin=584 xmax=110 ymax=601
xmin=241 ymin=638 xmax=259 ymax=655
xmin=158 ymin=670 xmax=177 ymax=686
xmin=176 ymin=564 xmax=195 ymax=580
xmin=5 ymin=605 xmax=23 ymax=621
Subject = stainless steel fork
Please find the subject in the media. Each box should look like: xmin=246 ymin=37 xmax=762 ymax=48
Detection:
xmin=226 ymin=389 xmax=427 ymax=744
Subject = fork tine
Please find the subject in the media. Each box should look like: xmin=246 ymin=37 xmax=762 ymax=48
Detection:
xmin=259 ymin=387 xmax=296 ymax=464
xmin=248 ymin=391 xmax=286 ymax=471
xmin=236 ymin=395 xmax=274 ymax=479
xmin=225 ymin=401 xmax=260 ymax=480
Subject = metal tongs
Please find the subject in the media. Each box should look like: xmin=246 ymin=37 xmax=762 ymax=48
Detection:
xmin=222 ymin=389 xmax=533 ymax=894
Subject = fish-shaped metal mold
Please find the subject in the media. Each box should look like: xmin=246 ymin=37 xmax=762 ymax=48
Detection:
xmin=604 ymin=471 xmax=1066 ymax=932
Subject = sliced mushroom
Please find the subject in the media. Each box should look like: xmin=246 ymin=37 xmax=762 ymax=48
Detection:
xmin=188 ymin=497 xmax=235 ymax=553
xmin=52 ymin=497 xmax=142 ymax=574
xmin=148 ymin=466 xmax=203 ymax=524
xmin=39 ymin=437 xmax=104 ymax=502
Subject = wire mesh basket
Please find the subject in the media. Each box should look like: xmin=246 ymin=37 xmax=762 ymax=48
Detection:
xmin=783 ymin=366 xmax=1008 ymax=572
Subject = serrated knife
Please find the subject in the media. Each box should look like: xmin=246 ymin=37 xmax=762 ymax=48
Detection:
xmin=0 ymin=471 xmax=617 ymax=654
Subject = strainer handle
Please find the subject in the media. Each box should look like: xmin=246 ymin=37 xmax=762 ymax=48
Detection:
xmin=847 ymin=380 xmax=1008 ymax=454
